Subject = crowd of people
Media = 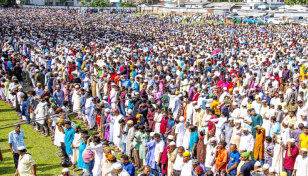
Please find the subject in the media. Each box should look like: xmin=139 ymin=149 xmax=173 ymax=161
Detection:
xmin=2 ymin=7 xmax=308 ymax=176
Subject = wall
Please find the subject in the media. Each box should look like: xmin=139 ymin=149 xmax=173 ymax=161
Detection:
xmin=140 ymin=6 xmax=230 ymax=15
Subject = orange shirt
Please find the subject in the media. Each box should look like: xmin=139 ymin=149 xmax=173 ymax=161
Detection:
xmin=215 ymin=148 xmax=229 ymax=170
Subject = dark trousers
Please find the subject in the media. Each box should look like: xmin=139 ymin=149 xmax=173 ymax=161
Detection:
xmin=13 ymin=153 xmax=20 ymax=168
xmin=284 ymin=168 xmax=293 ymax=176
xmin=173 ymin=169 xmax=181 ymax=176
xmin=61 ymin=142 xmax=69 ymax=160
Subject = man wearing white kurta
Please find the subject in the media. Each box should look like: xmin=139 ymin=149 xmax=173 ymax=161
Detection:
xmin=171 ymin=94 xmax=182 ymax=119
xmin=113 ymin=109 xmax=124 ymax=152
xmin=204 ymin=136 xmax=218 ymax=171
xmin=71 ymin=85 xmax=81 ymax=114
xmin=235 ymin=128 xmax=254 ymax=153
xmin=86 ymin=140 xmax=104 ymax=176
xmin=34 ymin=98 xmax=48 ymax=130
xmin=113 ymin=163 xmax=130 ymax=176
xmin=85 ymin=93 xmax=94 ymax=129
xmin=175 ymin=116 xmax=186 ymax=147
xmin=182 ymin=122 xmax=191 ymax=151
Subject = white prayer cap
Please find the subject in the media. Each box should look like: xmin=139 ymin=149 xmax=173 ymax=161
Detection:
xmin=56 ymin=85 xmax=60 ymax=87
xmin=288 ymin=138 xmax=295 ymax=143
xmin=194 ymin=105 xmax=201 ymax=109
xmin=301 ymin=148 xmax=307 ymax=152
xmin=262 ymin=100 xmax=266 ymax=103
xmin=264 ymin=91 xmax=269 ymax=94
xmin=178 ymin=94 xmax=183 ymax=98
xmin=105 ymin=108 xmax=110 ymax=113
xmin=35 ymin=69 xmax=40 ymax=72
xmin=18 ymin=86 xmax=23 ymax=89
xmin=265 ymin=113 xmax=270 ymax=118
xmin=210 ymin=137 xmax=217 ymax=142
xmin=135 ymin=92 xmax=139 ymax=95
xmin=113 ymin=163 xmax=122 ymax=170
xmin=301 ymin=113 xmax=307 ymax=116
xmin=150 ymin=132 xmax=155 ymax=137
xmin=62 ymin=168 xmax=70 ymax=172
xmin=263 ymin=164 xmax=269 ymax=169
xmin=284 ymin=110 xmax=288 ymax=113
xmin=254 ymin=161 xmax=261 ymax=166
xmin=179 ymin=116 xmax=184 ymax=122
xmin=206 ymin=104 xmax=210 ymax=108
xmin=232 ymin=102 xmax=238 ymax=106
xmin=127 ymin=109 xmax=133 ymax=115
xmin=167 ymin=135 xmax=174 ymax=140
xmin=242 ymin=128 xmax=248 ymax=131
xmin=103 ymin=96 xmax=108 ymax=100
xmin=37 ymin=82 xmax=41 ymax=85
xmin=269 ymin=167 xmax=275 ymax=172
xmin=223 ymin=87 xmax=227 ymax=90
xmin=17 ymin=146 xmax=26 ymax=150
xmin=111 ymin=83 xmax=116 ymax=86
xmin=235 ymin=119 xmax=241 ymax=124
xmin=241 ymin=93 xmax=246 ymax=96
xmin=192 ymin=101 xmax=197 ymax=104
xmin=276 ymin=135 xmax=282 ymax=139
xmin=75 ymin=85 xmax=79 ymax=88
xmin=228 ymin=118 xmax=234 ymax=121
xmin=283 ymin=121 xmax=289 ymax=125
xmin=169 ymin=141 xmax=176 ymax=146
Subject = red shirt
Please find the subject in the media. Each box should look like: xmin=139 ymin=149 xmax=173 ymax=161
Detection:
xmin=96 ymin=114 xmax=101 ymax=127
xmin=160 ymin=117 xmax=169 ymax=134
xmin=283 ymin=145 xmax=299 ymax=170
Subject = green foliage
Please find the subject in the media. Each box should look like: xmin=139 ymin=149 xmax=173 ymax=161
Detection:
xmin=120 ymin=2 xmax=136 ymax=7
xmin=87 ymin=1 xmax=93 ymax=6
xmin=80 ymin=0 xmax=85 ymax=5
xmin=92 ymin=0 xmax=111 ymax=7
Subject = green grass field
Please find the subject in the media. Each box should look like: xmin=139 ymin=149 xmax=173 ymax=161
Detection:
xmin=0 ymin=100 xmax=143 ymax=176
xmin=0 ymin=101 xmax=94 ymax=176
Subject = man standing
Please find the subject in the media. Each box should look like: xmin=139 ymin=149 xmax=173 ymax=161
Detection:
xmin=53 ymin=85 xmax=65 ymax=107
xmin=239 ymin=152 xmax=256 ymax=176
xmin=84 ymin=92 xmax=94 ymax=129
xmin=250 ymin=109 xmax=263 ymax=138
xmin=253 ymin=126 xmax=265 ymax=165
xmin=14 ymin=146 xmax=36 ymax=176
xmin=64 ymin=121 xmax=75 ymax=163
xmin=174 ymin=116 xmax=186 ymax=147
xmin=215 ymin=141 xmax=228 ymax=176
xmin=180 ymin=151 xmax=193 ymax=176
xmin=120 ymin=155 xmax=135 ymax=176
xmin=226 ymin=144 xmax=240 ymax=176
xmin=299 ymin=126 xmax=308 ymax=150
xmin=9 ymin=122 xmax=26 ymax=168
xmin=34 ymin=69 xmax=45 ymax=89
xmin=236 ymin=128 xmax=254 ymax=154
xmin=71 ymin=124 xmax=82 ymax=169
xmin=153 ymin=133 xmax=165 ymax=176
xmin=282 ymin=138 xmax=299 ymax=176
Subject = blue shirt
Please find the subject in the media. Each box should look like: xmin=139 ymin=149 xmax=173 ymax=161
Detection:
xmin=8 ymin=130 xmax=26 ymax=153
xmin=228 ymin=151 xmax=240 ymax=175
xmin=121 ymin=162 xmax=135 ymax=176
xmin=270 ymin=122 xmax=281 ymax=136
xmin=190 ymin=131 xmax=199 ymax=151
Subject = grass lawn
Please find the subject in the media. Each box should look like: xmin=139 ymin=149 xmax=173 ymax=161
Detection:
xmin=0 ymin=100 xmax=142 ymax=176
xmin=0 ymin=100 xmax=96 ymax=176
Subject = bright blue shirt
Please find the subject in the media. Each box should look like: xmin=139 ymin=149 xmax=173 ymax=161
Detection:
xmin=121 ymin=162 xmax=135 ymax=176
xmin=8 ymin=130 xmax=26 ymax=153
xmin=189 ymin=131 xmax=199 ymax=151
xmin=228 ymin=151 xmax=241 ymax=175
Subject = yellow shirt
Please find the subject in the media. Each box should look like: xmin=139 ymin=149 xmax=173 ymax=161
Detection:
xmin=247 ymin=103 xmax=252 ymax=109
xmin=299 ymin=133 xmax=308 ymax=150
xmin=18 ymin=154 xmax=36 ymax=176
xmin=210 ymin=101 xmax=221 ymax=115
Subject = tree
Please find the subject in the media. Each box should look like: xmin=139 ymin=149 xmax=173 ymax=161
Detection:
xmin=120 ymin=2 xmax=136 ymax=7
xmin=80 ymin=0 xmax=85 ymax=5
xmin=92 ymin=0 xmax=111 ymax=7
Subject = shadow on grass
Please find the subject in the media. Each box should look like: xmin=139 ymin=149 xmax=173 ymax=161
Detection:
xmin=36 ymin=163 xmax=63 ymax=172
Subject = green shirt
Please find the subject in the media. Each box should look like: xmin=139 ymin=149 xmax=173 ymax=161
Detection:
xmin=159 ymin=93 xmax=170 ymax=108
